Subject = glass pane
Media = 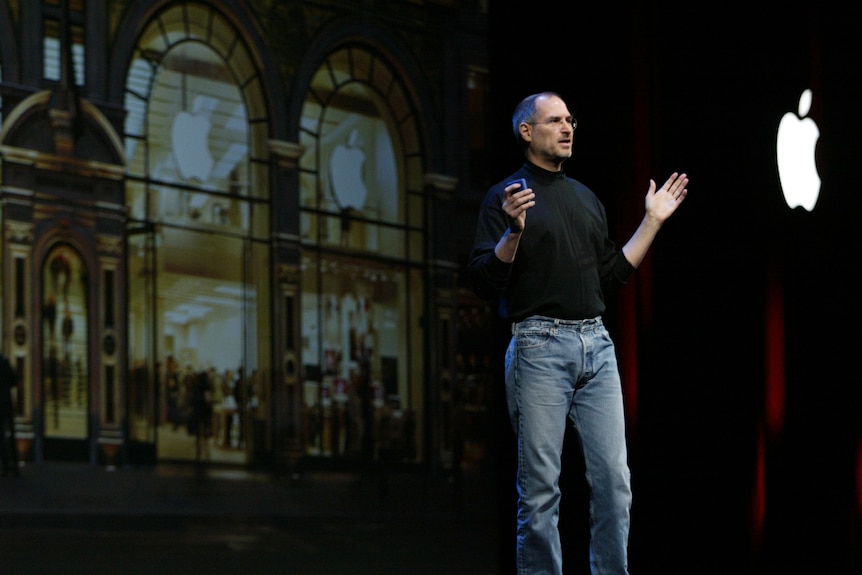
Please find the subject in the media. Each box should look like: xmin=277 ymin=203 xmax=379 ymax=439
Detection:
xmin=351 ymin=48 xmax=372 ymax=82
xmin=241 ymin=76 xmax=266 ymax=122
xmin=42 ymin=245 xmax=88 ymax=440
xmin=185 ymin=4 xmax=211 ymax=42
xmin=155 ymin=188 xmax=252 ymax=233
xmin=317 ymin=213 xmax=342 ymax=247
xmin=209 ymin=12 xmax=236 ymax=58
xmin=228 ymin=44 xmax=257 ymax=87
xmin=43 ymin=19 xmax=60 ymax=81
xmin=251 ymin=202 xmax=270 ymax=239
xmin=300 ymin=253 xmax=407 ymax=460
xmin=408 ymin=230 xmax=424 ymax=262
xmin=127 ymin=233 xmax=155 ymax=444
xmin=125 ymin=55 xmax=154 ymax=123
xmin=156 ymin=10 xmax=189 ymax=45
xmin=300 ymin=211 xmax=317 ymax=242
xmin=155 ymin=229 xmax=250 ymax=464
xmin=125 ymin=132 xmax=146 ymax=178
xmin=248 ymin=241 xmax=271 ymax=454
xmin=307 ymin=68 xmax=333 ymax=108
xmin=299 ymin=171 xmax=317 ymax=210
xmin=147 ymin=42 xmax=248 ymax=195
xmin=317 ymin=214 xmax=410 ymax=253
xmin=300 ymin=100 xmax=323 ymax=137
xmin=137 ymin=20 xmax=169 ymax=56
xmin=251 ymin=159 xmax=268 ymax=195
xmin=71 ymin=25 xmax=85 ymax=86
xmin=321 ymin=97 xmax=402 ymax=224
xmin=125 ymin=180 xmax=147 ymax=220
xmin=371 ymin=59 xmax=394 ymax=94
xmin=377 ymin=225 xmax=406 ymax=259
xmin=325 ymin=50 xmax=353 ymax=87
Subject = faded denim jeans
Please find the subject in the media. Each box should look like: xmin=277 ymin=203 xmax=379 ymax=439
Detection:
xmin=505 ymin=315 xmax=631 ymax=575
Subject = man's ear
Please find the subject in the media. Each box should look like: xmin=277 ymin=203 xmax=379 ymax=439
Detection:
xmin=518 ymin=123 xmax=532 ymax=143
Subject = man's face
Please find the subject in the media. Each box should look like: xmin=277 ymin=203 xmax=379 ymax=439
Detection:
xmin=521 ymin=95 xmax=575 ymax=170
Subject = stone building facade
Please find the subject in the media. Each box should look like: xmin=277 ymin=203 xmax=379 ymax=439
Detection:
xmin=0 ymin=0 xmax=494 ymax=473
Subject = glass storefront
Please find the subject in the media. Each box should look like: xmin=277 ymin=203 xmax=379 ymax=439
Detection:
xmin=123 ymin=5 xmax=271 ymax=465
xmin=298 ymin=45 xmax=426 ymax=463
xmin=300 ymin=253 xmax=422 ymax=461
xmin=0 ymin=0 xmax=484 ymax=470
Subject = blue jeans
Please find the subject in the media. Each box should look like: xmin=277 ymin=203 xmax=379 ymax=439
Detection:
xmin=505 ymin=316 xmax=632 ymax=575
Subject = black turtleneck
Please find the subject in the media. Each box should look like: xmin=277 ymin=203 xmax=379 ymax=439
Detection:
xmin=467 ymin=162 xmax=635 ymax=322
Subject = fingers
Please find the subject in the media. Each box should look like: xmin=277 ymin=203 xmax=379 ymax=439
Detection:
xmin=504 ymin=180 xmax=527 ymax=198
xmin=662 ymin=172 xmax=689 ymax=198
xmin=672 ymin=173 xmax=689 ymax=199
xmin=503 ymin=182 xmax=535 ymax=212
xmin=662 ymin=171 xmax=681 ymax=188
xmin=502 ymin=182 xmax=535 ymax=233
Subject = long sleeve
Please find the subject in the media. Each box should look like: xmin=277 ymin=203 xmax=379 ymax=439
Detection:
xmin=466 ymin=163 xmax=634 ymax=322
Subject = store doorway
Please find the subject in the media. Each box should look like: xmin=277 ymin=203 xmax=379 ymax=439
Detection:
xmin=40 ymin=244 xmax=90 ymax=461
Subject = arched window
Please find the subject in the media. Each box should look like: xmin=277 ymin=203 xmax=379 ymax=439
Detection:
xmin=122 ymin=2 xmax=271 ymax=464
xmin=298 ymin=45 xmax=425 ymax=461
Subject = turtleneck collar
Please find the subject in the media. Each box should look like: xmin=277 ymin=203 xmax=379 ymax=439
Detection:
xmin=523 ymin=161 xmax=567 ymax=185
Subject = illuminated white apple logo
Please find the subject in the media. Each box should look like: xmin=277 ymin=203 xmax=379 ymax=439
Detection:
xmin=776 ymin=89 xmax=820 ymax=211
xmin=171 ymin=106 xmax=214 ymax=183
xmin=329 ymin=129 xmax=368 ymax=210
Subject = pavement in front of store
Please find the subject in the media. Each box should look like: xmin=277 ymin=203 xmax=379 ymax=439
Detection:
xmin=0 ymin=460 xmax=505 ymax=575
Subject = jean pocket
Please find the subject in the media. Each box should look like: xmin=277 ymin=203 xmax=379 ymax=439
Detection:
xmin=515 ymin=328 xmax=552 ymax=351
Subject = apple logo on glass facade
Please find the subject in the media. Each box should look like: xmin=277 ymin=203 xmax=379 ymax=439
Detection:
xmin=172 ymin=96 xmax=217 ymax=183
xmin=329 ymin=129 xmax=369 ymax=210
xmin=776 ymin=89 xmax=820 ymax=211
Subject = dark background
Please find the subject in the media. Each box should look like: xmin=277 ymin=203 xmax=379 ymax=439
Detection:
xmin=486 ymin=3 xmax=860 ymax=573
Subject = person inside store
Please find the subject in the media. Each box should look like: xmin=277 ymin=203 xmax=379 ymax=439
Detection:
xmin=0 ymin=351 xmax=20 ymax=477
xmin=466 ymin=91 xmax=689 ymax=574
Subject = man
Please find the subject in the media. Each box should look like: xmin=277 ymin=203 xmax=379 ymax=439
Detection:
xmin=0 ymin=351 xmax=19 ymax=477
xmin=467 ymin=92 xmax=688 ymax=574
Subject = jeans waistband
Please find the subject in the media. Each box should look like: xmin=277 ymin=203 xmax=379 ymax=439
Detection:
xmin=512 ymin=315 xmax=603 ymax=333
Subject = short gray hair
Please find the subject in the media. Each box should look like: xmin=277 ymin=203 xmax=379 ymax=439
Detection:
xmin=511 ymin=91 xmax=563 ymax=150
